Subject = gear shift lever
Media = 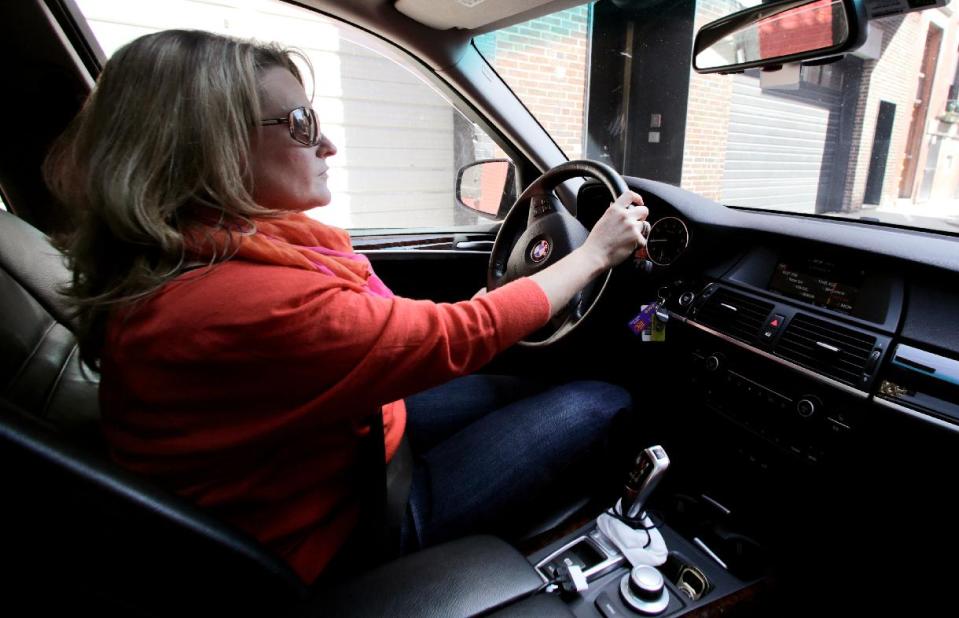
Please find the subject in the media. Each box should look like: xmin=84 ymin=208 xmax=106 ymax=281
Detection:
xmin=538 ymin=446 xmax=672 ymax=599
xmin=619 ymin=445 xmax=670 ymax=520
xmin=595 ymin=445 xmax=671 ymax=571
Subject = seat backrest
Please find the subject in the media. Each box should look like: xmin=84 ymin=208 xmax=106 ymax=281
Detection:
xmin=0 ymin=396 xmax=308 ymax=615
xmin=0 ymin=210 xmax=100 ymax=446
xmin=0 ymin=211 xmax=308 ymax=614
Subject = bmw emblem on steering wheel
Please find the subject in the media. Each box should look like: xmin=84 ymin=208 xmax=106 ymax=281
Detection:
xmin=529 ymin=238 xmax=551 ymax=264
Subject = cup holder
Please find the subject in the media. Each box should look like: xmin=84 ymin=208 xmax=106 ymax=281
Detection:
xmin=661 ymin=492 xmax=767 ymax=581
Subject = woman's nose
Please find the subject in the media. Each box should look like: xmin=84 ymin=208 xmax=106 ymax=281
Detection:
xmin=317 ymin=133 xmax=337 ymax=158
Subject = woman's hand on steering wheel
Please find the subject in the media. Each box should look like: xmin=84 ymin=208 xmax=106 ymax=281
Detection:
xmin=580 ymin=190 xmax=650 ymax=270
xmin=487 ymin=159 xmax=650 ymax=346
xmin=526 ymin=190 xmax=650 ymax=325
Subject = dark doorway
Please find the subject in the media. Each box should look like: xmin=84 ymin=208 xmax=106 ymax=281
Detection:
xmin=864 ymin=101 xmax=896 ymax=205
xmin=900 ymin=23 xmax=943 ymax=199
xmin=585 ymin=0 xmax=695 ymax=184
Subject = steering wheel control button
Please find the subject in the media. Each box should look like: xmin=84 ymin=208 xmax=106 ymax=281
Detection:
xmin=620 ymin=565 xmax=669 ymax=614
xmin=527 ymin=238 xmax=551 ymax=264
xmin=530 ymin=196 xmax=553 ymax=217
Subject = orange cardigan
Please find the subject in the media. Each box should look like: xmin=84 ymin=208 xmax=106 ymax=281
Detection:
xmin=99 ymin=260 xmax=550 ymax=583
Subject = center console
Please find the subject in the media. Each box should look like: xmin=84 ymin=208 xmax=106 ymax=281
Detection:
xmin=320 ymin=443 xmax=770 ymax=617
xmin=649 ymin=243 xmax=902 ymax=468
xmin=526 ymin=446 xmax=765 ymax=617
xmin=529 ymin=520 xmax=757 ymax=617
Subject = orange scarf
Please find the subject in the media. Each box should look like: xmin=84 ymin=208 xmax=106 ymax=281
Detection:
xmin=189 ymin=212 xmax=393 ymax=297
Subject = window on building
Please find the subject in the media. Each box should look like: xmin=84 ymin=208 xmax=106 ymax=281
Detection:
xmin=73 ymin=0 xmax=508 ymax=230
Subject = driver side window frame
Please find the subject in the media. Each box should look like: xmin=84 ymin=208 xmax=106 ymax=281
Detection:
xmin=68 ymin=0 xmax=536 ymax=235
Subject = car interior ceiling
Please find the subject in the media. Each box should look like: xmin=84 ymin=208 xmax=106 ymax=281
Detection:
xmin=4 ymin=0 xmax=959 ymax=616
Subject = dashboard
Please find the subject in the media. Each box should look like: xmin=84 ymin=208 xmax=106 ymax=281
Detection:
xmin=577 ymin=178 xmax=959 ymax=471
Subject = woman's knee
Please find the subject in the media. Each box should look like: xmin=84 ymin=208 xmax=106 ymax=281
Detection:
xmin=567 ymin=380 xmax=631 ymax=413
xmin=546 ymin=380 xmax=631 ymax=431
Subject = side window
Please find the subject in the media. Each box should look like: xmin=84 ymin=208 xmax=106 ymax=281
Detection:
xmin=73 ymin=0 xmax=512 ymax=230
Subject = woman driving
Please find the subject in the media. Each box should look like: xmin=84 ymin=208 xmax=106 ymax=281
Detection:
xmin=44 ymin=29 xmax=650 ymax=584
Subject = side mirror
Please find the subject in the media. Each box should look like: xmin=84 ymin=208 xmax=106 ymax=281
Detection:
xmin=455 ymin=159 xmax=517 ymax=221
xmin=693 ymin=0 xmax=867 ymax=74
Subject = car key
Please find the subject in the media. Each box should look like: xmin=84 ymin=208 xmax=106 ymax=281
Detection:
xmin=628 ymin=302 xmax=659 ymax=335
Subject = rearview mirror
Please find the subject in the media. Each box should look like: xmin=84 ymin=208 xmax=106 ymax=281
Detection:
xmin=693 ymin=0 xmax=867 ymax=74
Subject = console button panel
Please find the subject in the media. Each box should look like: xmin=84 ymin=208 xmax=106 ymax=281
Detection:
xmin=680 ymin=326 xmax=864 ymax=465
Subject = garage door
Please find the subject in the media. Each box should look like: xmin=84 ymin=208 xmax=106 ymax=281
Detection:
xmin=721 ymin=73 xmax=842 ymax=213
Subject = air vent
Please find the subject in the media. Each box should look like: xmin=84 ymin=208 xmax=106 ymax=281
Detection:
xmin=695 ymin=287 xmax=774 ymax=344
xmin=774 ymin=314 xmax=877 ymax=387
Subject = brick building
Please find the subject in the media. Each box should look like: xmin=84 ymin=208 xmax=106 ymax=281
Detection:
xmin=482 ymin=0 xmax=959 ymax=216
xmin=683 ymin=2 xmax=959 ymax=214
xmin=475 ymin=6 xmax=590 ymax=160
xmin=683 ymin=0 xmax=739 ymax=201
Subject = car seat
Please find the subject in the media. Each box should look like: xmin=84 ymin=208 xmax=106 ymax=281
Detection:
xmin=0 ymin=210 xmax=312 ymax=614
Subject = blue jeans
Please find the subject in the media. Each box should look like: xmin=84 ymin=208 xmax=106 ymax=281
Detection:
xmin=400 ymin=375 xmax=631 ymax=550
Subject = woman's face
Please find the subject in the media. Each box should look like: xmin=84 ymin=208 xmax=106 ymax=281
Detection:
xmin=250 ymin=67 xmax=337 ymax=211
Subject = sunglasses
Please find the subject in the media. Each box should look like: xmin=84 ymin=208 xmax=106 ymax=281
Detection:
xmin=259 ymin=106 xmax=322 ymax=147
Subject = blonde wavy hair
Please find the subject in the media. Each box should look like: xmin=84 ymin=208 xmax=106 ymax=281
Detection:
xmin=44 ymin=30 xmax=308 ymax=367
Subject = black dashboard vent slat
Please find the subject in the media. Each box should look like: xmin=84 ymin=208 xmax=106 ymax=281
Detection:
xmin=696 ymin=288 xmax=774 ymax=344
xmin=781 ymin=329 xmax=875 ymax=361
xmin=774 ymin=313 xmax=877 ymax=387
xmin=786 ymin=323 xmax=875 ymax=354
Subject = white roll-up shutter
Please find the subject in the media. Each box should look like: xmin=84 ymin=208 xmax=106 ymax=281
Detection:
xmin=721 ymin=73 xmax=842 ymax=213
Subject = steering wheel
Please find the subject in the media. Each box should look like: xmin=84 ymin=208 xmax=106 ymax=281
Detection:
xmin=487 ymin=160 xmax=630 ymax=347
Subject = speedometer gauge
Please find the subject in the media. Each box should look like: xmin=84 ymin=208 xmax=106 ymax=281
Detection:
xmin=646 ymin=217 xmax=689 ymax=266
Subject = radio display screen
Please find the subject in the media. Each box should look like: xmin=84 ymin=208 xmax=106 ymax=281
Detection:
xmin=768 ymin=258 xmax=864 ymax=315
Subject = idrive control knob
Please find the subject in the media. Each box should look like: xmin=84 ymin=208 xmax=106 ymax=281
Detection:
xmin=620 ymin=565 xmax=669 ymax=614
xmin=630 ymin=565 xmax=664 ymax=598
xmin=705 ymin=354 xmax=722 ymax=373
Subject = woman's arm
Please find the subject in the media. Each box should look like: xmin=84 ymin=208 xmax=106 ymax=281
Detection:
xmin=318 ymin=190 xmax=649 ymax=408
xmin=160 ymin=191 xmax=649 ymax=421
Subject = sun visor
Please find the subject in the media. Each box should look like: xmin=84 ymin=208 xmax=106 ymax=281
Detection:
xmin=395 ymin=0 xmax=581 ymax=31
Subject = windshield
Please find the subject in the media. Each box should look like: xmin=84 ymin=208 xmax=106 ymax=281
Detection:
xmin=476 ymin=1 xmax=959 ymax=235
